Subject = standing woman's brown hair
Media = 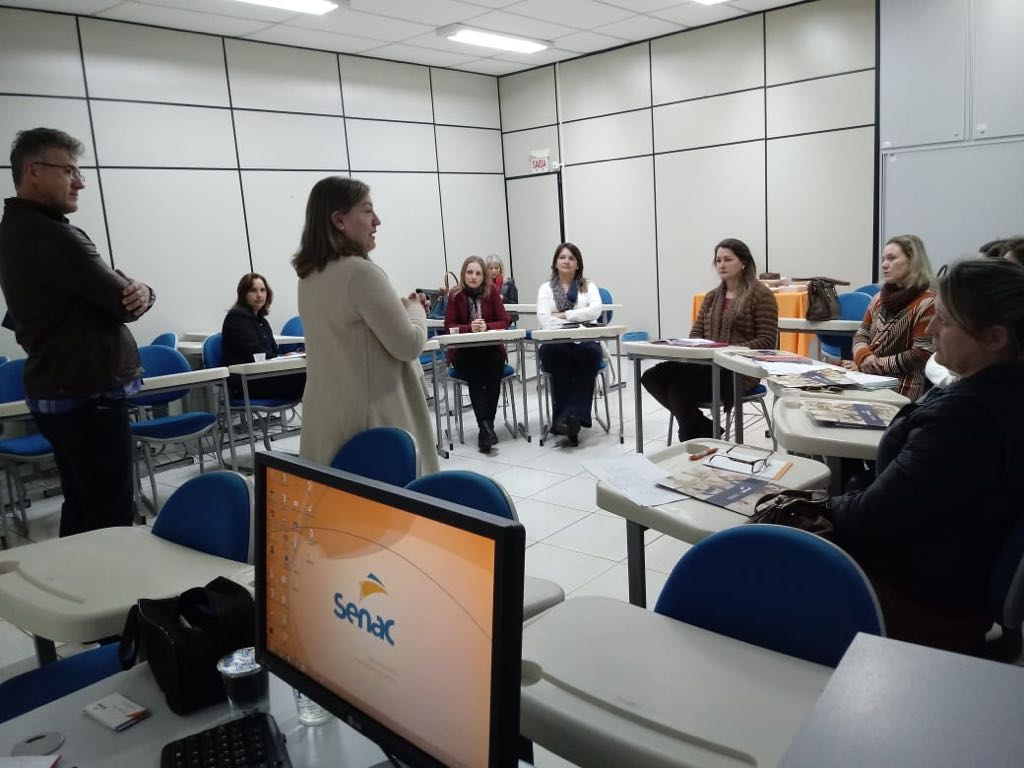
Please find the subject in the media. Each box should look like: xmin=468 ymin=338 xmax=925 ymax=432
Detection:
xmin=292 ymin=177 xmax=371 ymax=279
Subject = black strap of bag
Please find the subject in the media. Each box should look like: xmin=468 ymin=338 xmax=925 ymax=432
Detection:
xmin=747 ymin=489 xmax=835 ymax=540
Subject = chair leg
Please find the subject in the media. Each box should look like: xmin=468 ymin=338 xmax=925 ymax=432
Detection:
xmin=593 ymin=371 xmax=610 ymax=434
xmin=757 ymin=397 xmax=777 ymax=450
xmin=212 ymin=426 xmax=225 ymax=470
xmin=454 ymin=381 xmax=465 ymax=444
xmin=503 ymin=377 xmax=518 ymax=439
xmin=0 ymin=464 xmax=12 ymax=549
xmin=142 ymin=442 xmax=159 ymax=511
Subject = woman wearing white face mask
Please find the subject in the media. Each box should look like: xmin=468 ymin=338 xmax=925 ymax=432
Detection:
xmin=444 ymin=255 xmax=509 ymax=452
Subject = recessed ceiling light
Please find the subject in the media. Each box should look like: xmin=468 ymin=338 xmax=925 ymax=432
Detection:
xmin=233 ymin=0 xmax=338 ymax=14
xmin=692 ymin=0 xmax=732 ymax=5
xmin=438 ymin=25 xmax=550 ymax=54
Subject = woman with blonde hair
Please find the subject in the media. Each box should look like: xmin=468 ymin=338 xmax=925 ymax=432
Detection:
xmin=842 ymin=234 xmax=935 ymax=399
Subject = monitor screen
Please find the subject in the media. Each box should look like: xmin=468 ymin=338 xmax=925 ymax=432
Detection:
xmin=254 ymin=452 xmax=525 ymax=768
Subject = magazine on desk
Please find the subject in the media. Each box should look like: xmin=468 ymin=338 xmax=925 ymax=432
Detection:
xmin=652 ymin=338 xmax=728 ymax=348
xmin=770 ymin=367 xmax=898 ymax=390
xmin=658 ymin=464 xmax=785 ymax=517
xmin=802 ymin=398 xmax=902 ymax=429
xmin=732 ymin=349 xmax=815 ymax=364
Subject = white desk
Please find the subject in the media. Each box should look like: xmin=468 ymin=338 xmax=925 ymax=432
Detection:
xmin=436 ymin=328 xmax=529 ymax=448
xmin=225 ymin=356 xmax=306 ymax=460
xmin=503 ymin=303 xmax=622 ymax=315
xmin=777 ymin=318 xmax=861 ymax=335
xmin=528 ymin=324 xmax=627 ymax=446
xmin=598 ymin=439 xmax=831 ymax=607
xmin=779 ymin=632 xmax=1024 ymax=767
xmin=521 ymin=596 xmax=832 ymax=768
xmin=182 ymin=331 xmax=303 ymax=346
xmin=0 ymin=526 xmax=246 ymax=665
xmin=623 ymin=341 xmax=739 ymax=451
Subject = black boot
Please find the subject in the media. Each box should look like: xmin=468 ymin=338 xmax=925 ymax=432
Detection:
xmin=478 ymin=424 xmax=491 ymax=453
xmin=484 ymin=421 xmax=499 ymax=447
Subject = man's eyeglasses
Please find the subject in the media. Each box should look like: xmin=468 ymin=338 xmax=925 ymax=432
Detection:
xmin=33 ymin=161 xmax=85 ymax=182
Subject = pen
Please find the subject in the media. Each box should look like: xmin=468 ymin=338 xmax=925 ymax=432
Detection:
xmin=689 ymin=446 xmax=718 ymax=461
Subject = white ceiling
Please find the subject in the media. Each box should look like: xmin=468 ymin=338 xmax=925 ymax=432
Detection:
xmin=6 ymin=0 xmax=803 ymax=75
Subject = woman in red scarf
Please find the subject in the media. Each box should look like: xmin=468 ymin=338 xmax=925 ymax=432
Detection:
xmin=842 ymin=234 xmax=936 ymax=399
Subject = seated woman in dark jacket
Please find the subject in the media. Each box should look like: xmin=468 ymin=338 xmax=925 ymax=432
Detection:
xmin=444 ymin=256 xmax=510 ymax=452
xmin=827 ymin=258 xmax=1024 ymax=654
xmin=221 ymin=272 xmax=305 ymax=402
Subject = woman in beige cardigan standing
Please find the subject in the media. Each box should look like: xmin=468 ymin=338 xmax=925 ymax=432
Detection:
xmin=293 ymin=176 xmax=438 ymax=473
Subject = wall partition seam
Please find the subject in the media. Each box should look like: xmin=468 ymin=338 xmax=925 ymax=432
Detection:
xmin=552 ymin=65 xmax=565 ymax=244
xmin=336 ymin=55 xmax=352 ymax=179
xmin=762 ymin=12 xmax=770 ymax=273
xmin=427 ymin=68 xmax=449 ymax=274
xmin=496 ymin=79 xmax=514 ymax=278
xmin=74 ymin=16 xmax=114 ymax=269
xmin=221 ymin=36 xmax=253 ymax=273
xmin=871 ymin=0 xmax=882 ymax=283
xmin=648 ymin=39 xmax=662 ymax=339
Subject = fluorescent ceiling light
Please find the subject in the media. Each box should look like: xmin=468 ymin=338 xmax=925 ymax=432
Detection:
xmin=439 ymin=25 xmax=549 ymax=54
xmin=692 ymin=0 xmax=732 ymax=5
xmin=233 ymin=0 xmax=338 ymax=14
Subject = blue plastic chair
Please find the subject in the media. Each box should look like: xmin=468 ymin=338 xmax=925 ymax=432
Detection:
xmin=447 ymin=363 xmax=520 ymax=447
xmin=985 ymin=514 xmax=1024 ymax=661
xmin=151 ymin=471 xmax=253 ymax=564
xmin=331 ymin=427 xmax=418 ymax=487
xmin=406 ymin=470 xmax=518 ymax=522
xmin=854 ymin=283 xmax=880 ymax=297
xmin=279 ymin=315 xmax=304 ymax=354
xmin=598 ymin=286 xmax=614 ymax=325
xmin=150 ymin=332 xmax=178 ymax=348
xmin=0 ymin=642 xmax=122 ymax=724
xmin=131 ymin=345 xmax=221 ymax=511
xmin=654 ymin=525 xmax=884 ymax=667
xmin=669 ymin=383 xmax=776 ymax=448
xmin=819 ymin=291 xmax=871 ymax=360
xmin=0 ymin=359 xmax=53 ymax=545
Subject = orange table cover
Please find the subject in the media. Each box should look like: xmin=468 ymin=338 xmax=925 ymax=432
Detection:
xmin=691 ymin=291 xmax=811 ymax=357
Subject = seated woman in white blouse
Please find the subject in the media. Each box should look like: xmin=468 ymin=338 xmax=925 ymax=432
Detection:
xmin=536 ymin=242 xmax=604 ymax=446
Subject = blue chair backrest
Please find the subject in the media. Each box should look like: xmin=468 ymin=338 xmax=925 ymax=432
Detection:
xmin=131 ymin=345 xmax=191 ymax=407
xmin=854 ymin=283 xmax=880 ymax=297
xmin=151 ymin=332 xmax=178 ymax=348
xmin=281 ymin=316 xmax=304 ymax=336
xmin=406 ymin=470 xmax=518 ymax=522
xmin=654 ymin=525 xmax=884 ymax=667
xmin=331 ymin=427 xmax=418 ymax=487
xmin=203 ymin=333 xmax=223 ymax=369
xmin=152 ymin=472 xmax=252 ymax=563
xmin=598 ymin=287 xmax=613 ymax=325
xmin=989 ymin=514 xmax=1024 ymax=630
xmin=819 ymin=291 xmax=872 ymax=358
xmin=0 ymin=355 xmax=9 ymax=368
xmin=0 ymin=358 xmax=27 ymax=403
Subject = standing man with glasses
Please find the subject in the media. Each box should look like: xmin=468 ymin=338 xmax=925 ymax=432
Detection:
xmin=0 ymin=128 xmax=156 ymax=536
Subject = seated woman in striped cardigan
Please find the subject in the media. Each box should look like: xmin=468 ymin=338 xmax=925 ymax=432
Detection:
xmin=642 ymin=238 xmax=778 ymax=442
xmin=841 ymin=234 xmax=936 ymax=400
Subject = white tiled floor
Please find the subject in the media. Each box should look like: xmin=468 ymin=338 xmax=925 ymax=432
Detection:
xmin=0 ymin=357 xmax=780 ymax=765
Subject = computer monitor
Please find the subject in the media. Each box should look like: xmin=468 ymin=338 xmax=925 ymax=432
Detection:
xmin=254 ymin=452 xmax=525 ymax=768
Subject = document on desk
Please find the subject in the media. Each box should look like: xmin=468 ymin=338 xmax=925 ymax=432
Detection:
xmin=658 ymin=465 xmax=785 ymax=517
xmin=582 ymin=455 xmax=684 ymax=507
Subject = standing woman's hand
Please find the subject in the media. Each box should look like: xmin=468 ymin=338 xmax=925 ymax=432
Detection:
xmin=403 ymin=292 xmax=428 ymax=312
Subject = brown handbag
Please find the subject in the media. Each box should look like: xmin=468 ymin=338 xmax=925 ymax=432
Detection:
xmin=799 ymin=277 xmax=850 ymax=321
xmin=747 ymin=489 xmax=835 ymax=540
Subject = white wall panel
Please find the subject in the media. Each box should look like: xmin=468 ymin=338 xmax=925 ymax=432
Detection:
xmin=435 ymin=127 xmax=503 ymax=173
xmin=505 ymin=176 xmax=561 ymax=297
xmin=499 ymin=67 xmax=557 ymax=133
xmin=0 ymin=8 xmax=85 ymax=97
xmin=0 ymin=97 xmax=96 ymax=166
xmin=91 ymin=102 xmax=237 ymax=167
xmin=439 ymin=175 xmax=510 ymax=271
xmin=502 ymin=127 xmax=560 ymax=177
xmin=358 ymin=173 xmax=445 ymax=294
xmin=241 ymin=171 xmax=328 ymax=327
xmin=972 ymin=0 xmax=1024 ymax=139
xmin=654 ymin=90 xmax=764 ymax=153
xmin=767 ymin=127 xmax=874 ymax=286
xmin=346 ymin=120 xmax=436 ymax=172
xmin=562 ymin=157 xmax=658 ymax=336
xmin=225 ymin=40 xmax=343 ymax=115
xmin=431 ymin=69 xmax=500 ymax=128
xmin=655 ymin=143 xmax=767 ymax=336
xmin=651 ymin=15 xmax=763 ymax=104
xmin=339 ymin=55 xmax=432 ymax=122
xmin=765 ymin=0 xmax=875 ymax=85
xmin=234 ymin=111 xmax=347 ymax=170
xmin=563 ymin=110 xmax=652 ymax=165
xmin=558 ymin=43 xmax=651 ymax=122
xmin=101 ymin=169 xmax=250 ymax=344
xmin=80 ymin=19 xmax=229 ymax=105
xmin=767 ymin=70 xmax=874 ymax=137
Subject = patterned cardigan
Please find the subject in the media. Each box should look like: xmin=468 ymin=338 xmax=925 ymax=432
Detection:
xmin=692 ymin=281 xmax=779 ymax=392
xmin=852 ymin=289 xmax=935 ymax=400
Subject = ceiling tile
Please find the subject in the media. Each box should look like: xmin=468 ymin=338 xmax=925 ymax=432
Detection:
xmin=652 ymin=2 xmax=745 ymax=27
xmin=460 ymin=0 xmax=521 ymax=8
xmin=363 ymin=42 xmax=478 ymax=67
xmin=350 ymin=0 xmax=488 ymax=26
xmin=466 ymin=10 xmax=575 ymax=40
xmin=495 ymin=47 xmax=574 ymax=65
xmin=729 ymin=0 xmax=800 ymax=11
xmin=454 ymin=58 xmax=527 ymax=75
xmin=133 ymin=0 xmax=296 ymax=23
xmin=287 ymin=7 xmax=433 ymax=42
xmin=243 ymin=24 xmax=382 ymax=53
xmin=554 ymin=30 xmax=627 ymax=53
xmin=1 ymin=0 xmax=124 ymax=12
xmin=596 ymin=0 xmax=684 ymax=11
xmin=98 ymin=4 xmax=271 ymax=36
xmin=505 ymin=0 xmax=633 ymax=29
xmin=594 ymin=14 xmax=683 ymax=39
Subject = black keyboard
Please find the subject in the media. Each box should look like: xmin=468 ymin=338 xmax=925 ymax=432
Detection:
xmin=161 ymin=711 xmax=293 ymax=768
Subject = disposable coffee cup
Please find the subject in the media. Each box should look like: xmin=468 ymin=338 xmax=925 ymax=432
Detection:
xmin=448 ymin=327 xmax=460 ymax=335
xmin=217 ymin=647 xmax=268 ymax=717
xmin=253 ymin=352 xmax=267 ymax=362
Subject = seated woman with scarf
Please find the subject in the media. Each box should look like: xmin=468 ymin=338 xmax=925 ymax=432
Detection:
xmin=841 ymin=234 xmax=936 ymax=399
xmin=536 ymin=242 xmax=604 ymax=446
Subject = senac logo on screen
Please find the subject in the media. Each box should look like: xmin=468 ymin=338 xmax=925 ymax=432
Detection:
xmin=333 ymin=573 xmax=396 ymax=646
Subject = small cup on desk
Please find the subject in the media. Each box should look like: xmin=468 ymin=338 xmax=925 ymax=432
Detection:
xmin=447 ymin=327 xmax=460 ymax=335
xmin=293 ymin=689 xmax=332 ymax=726
xmin=253 ymin=352 xmax=267 ymax=362
xmin=217 ymin=647 xmax=269 ymax=717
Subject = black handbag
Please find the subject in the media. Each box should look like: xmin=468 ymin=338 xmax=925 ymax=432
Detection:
xmin=747 ymin=489 xmax=835 ymax=540
xmin=119 ymin=576 xmax=255 ymax=715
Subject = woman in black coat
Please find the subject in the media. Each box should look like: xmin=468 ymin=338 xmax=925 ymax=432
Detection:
xmin=221 ymin=272 xmax=305 ymax=401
